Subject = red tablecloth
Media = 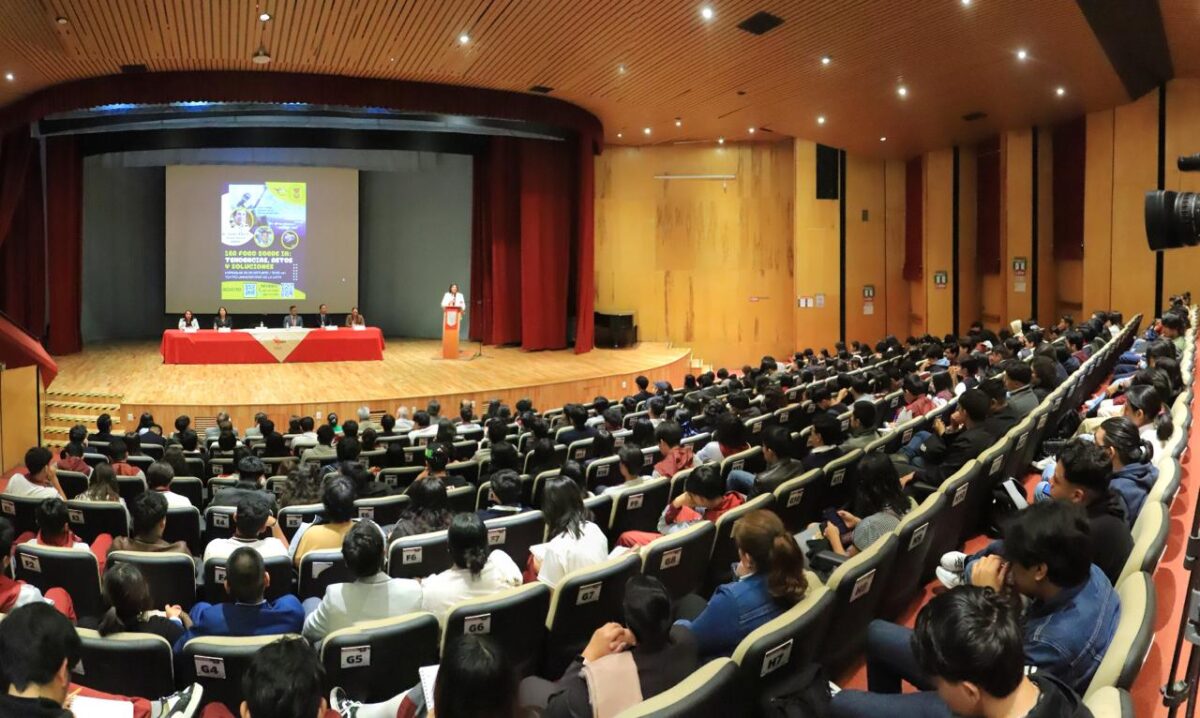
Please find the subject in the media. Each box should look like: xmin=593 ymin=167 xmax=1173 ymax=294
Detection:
xmin=160 ymin=328 xmax=385 ymax=364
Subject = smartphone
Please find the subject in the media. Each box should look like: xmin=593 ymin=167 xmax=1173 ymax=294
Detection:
xmin=821 ymin=508 xmax=849 ymax=535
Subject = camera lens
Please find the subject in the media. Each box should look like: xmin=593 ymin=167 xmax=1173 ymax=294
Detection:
xmin=1145 ymin=189 xmax=1200 ymax=251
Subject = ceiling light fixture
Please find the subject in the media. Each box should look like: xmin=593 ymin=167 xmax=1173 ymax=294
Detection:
xmin=897 ymin=85 xmax=908 ymax=98
xmin=618 ymin=64 xmax=627 ymax=74
xmin=617 ymin=132 xmax=623 ymax=138
xmin=251 ymin=46 xmax=271 ymax=64
xmin=1016 ymin=48 xmax=1028 ymax=61
xmin=675 ymin=118 xmax=683 ymax=127
xmin=961 ymin=0 xmax=971 ymax=5
xmin=817 ymin=115 xmax=826 ymax=125
xmin=643 ymin=127 xmax=651 ymax=135
xmin=700 ymin=6 xmax=714 ymax=21
xmin=458 ymin=33 xmax=470 ymax=45
xmin=3 ymin=72 xmax=12 ymax=82
xmin=820 ymin=55 xmax=831 ymax=66
xmin=880 ymin=136 xmax=887 ymax=142
xmin=748 ymin=127 xmax=755 ymax=134
xmin=1055 ymin=86 xmax=1066 ymax=96
xmin=718 ymin=137 xmax=725 ymax=145
xmin=55 ymin=16 xmax=68 ymax=24
xmin=259 ymin=12 xmax=271 ymax=21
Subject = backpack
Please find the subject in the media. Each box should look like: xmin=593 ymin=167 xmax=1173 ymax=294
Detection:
xmin=761 ymin=662 xmax=832 ymax=718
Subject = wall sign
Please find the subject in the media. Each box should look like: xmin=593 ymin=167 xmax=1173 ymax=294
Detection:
xmin=933 ymin=271 xmax=949 ymax=288
xmin=862 ymin=285 xmax=875 ymax=299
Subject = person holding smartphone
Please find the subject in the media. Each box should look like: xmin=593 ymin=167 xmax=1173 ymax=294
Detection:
xmin=813 ymin=453 xmax=913 ymax=560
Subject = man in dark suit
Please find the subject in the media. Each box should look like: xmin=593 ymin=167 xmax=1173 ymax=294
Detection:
xmin=1001 ymin=359 xmax=1039 ymax=417
xmin=980 ymin=379 xmax=1021 ymax=439
xmin=283 ymin=304 xmax=304 ymax=328
xmin=317 ymin=303 xmax=335 ymax=327
xmin=902 ymin=389 xmax=993 ymax=492
xmin=87 ymin=413 xmax=116 ymax=444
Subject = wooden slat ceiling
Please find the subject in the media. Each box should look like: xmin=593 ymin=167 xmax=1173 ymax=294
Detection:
xmin=0 ymin=0 xmax=1164 ymax=157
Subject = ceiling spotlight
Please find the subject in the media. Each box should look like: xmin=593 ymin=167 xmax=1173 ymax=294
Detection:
xmin=618 ymin=64 xmax=627 ymax=74
xmin=820 ymin=55 xmax=831 ymax=66
xmin=897 ymin=85 xmax=908 ymax=98
xmin=1016 ymin=48 xmax=1028 ymax=61
xmin=251 ymin=46 xmax=271 ymax=64
xmin=700 ymin=6 xmax=714 ymax=21
xmin=817 ymin=115 xmax=826 ymax=125
xmin=458 ymin=33 xmax=471 ymax=45
xmin=617 ymin=132 xmax=623 ymax=138
xmin=1055 ymin=86 xmax=1066 ymax=96
xmin=675 ymin=118 xmax=683 ymax=127
xmin=3 ymin=72 xmax=12 ymax=82
xmin=55 ymin=16 xmax=68 ymax=24
xmin=748 ymin=127 xmax=755 ymax=134
xmin=961 ymin=0 xmax=971 ymax=5
xmin=259 ymin=12 xmax=271 ymax=21
xmin=717 ymin=137 xmax=725 ymax=145
xmin=880 ymin=136 xmax=887 ymax=142
xmin=643 ymin=127 xmax=651 ymax=135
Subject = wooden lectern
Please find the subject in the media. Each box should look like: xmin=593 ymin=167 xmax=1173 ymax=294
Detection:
xmin=442 ymin=306 xmax=461 ymax=359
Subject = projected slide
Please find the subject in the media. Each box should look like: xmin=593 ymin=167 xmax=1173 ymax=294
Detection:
xmin=221 ymin=182 xmax=307 ymax=301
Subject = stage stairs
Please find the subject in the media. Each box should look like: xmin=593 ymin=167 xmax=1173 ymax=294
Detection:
xmin=41 ymin=390 xmax=124 ymax=450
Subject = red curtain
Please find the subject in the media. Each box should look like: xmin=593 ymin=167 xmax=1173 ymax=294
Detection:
xmin=1052 ymin=117 xmax=1086 ymax=261
xmin=903 ymin=156 xmax=924 ymax=281
xmin=573 ymin=138 xmax=595 ymax=353
xmin=976 ymin=136 xmax=1002 ymax=274
xmin=519 ymin=139 xmax=572 ymax=351
xmin=45 ymin=136 xmax=83 ymax=356
xmin=0 ymin=125 xmax=45 ymax=338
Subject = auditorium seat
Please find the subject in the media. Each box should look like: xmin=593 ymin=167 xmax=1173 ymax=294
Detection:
xmin=681 ymin=431 xmax=710 ymax=451
xmin=67 ymin=499 xmax=129 ymax=542
xmin=529 ymin=469 xmax=561 ymax=507
xmin=169 ymin=476 xmax=204 ymax=510
xmin=181 ymin=634 xmax=292 ymax=712
xmin=1086 ymin=572 xmax=1156 ymax=699
xmin=818 ymin=533 xmax=899 ymax=671
xmin=567 ymin=438 xmax=594 ymax=463
xmin=444 ymin=583 xmax=551 ymax=677
xmin=639 ymin=521 xmax=716 ymax=600
xmin=13 ymin=543 xmax=103 ymax=618
xmin=606 ymin=477 xmax=670 ymax=538
xmin=278 ymin=503 xmax=324 ymax=541
xmin=206 ymin=476 xmax=238 ymax=496
xmin=203 ymin=505 xmax=237 ymax=544
xmin=109 ymin=551 xmax=197 ymax=609
xmin=877 ymin=491 xmax=946 ymax=619
xmin=770 ymin=468 xmax=824 ymax=534
xmin=321 ymin=613 xmax=440 ymax=702
xmin=585 ymin=456 xmax=621 ymax=493
xmin=719 ymin=446 xmax=764 ymax=483
xmin=56 ymin=470 xmax=89 ymax=499
xmin=584 ymin=493 xmax=615 ymax=539
xmin=207 ymin=457 xmax=235 ymax=477
xmin=388 ymin=531 xmax=453 ymax=580
xmin=75 ymin=627 xmax=176 ymax=699
xmin=743 ymin=414 xmax=771 ymax=442
xmin=354 ymin=494 xmax=410 ymax=525
xmin=83 ymin=451 xmax=109 ymax=469
xmin=448 ymin=485 xmax=476 ymax=513
xmin=880 ymin=416 xmax=924 ymax=455
xmin=705 ymin=493 xmax=774 ymax=592
xmin=821 ymin=449 xmax=862 ymax=510
xmin=1120 ymin=502 xmax=1169 ymax=585
xmin=542 ymin=552 xmax=641 ymax=678
xmin=296 ymin=549 xmax=354 ymax=601
xmin=1083 ymin=687 xmax=1135 ymax=718
xmin=0 ymin=493 xmax=42 ymax=534
xmin=731 ymin=581 xmax=834 ymax=704
xmin=923 ymin=460 xmax=983 ymax=570
xmin=1148 ymin=458 xmax=1183 ymax=507
xmin=483 ymin=510 xmax=546 ymax=567
xmin=163 ymin=505 xmax=203 ymax=556
xmin=378 ymin=466 xmax=424 ymax=491
xmin=203 ymin=554 xmax=294 ymax=603
xmin=447 ymin=459 xmax=481 ymax=486
xmin=613 ymin=658 xmax=740 ymax=718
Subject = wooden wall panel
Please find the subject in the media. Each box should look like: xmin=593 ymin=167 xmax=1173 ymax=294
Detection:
xmin=1056 ymin=259 xmax=1083 ymax=320
xmin=1163 ymin=79 xmax=1200 ymax=304
xmin=793 ymin=139 xmax=841 ymax=351
xmin=1108 ymin=90 xmax=1160 ymax=321
xmin=1083 ymin=109 xmax=1115 ymax=315
xmin=924 ymin=149 xmax=955 ymax=336
xmin=957 ymin=146 xmax=980 ymax=330
xmin=0 ymin=366 xmax=40 ymax=470
xmin=1004 ymin=129 xmax=1034 ymax=322
xmin=884 ymin=160 xmax=910 ymax=339
xmin=1036 ymin=128 xmax=1057 ymax=327
xmin=844 ymin=155 xmax=887 ymax=344
xmin=594 ymin=142 xmax=795 ymax=369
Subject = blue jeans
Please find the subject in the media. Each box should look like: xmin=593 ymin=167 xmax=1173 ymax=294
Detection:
xmin=829 ymin=621 xmax=951 ymax=718
xmin=900 ymin=431 xmax=931 ymax=460
xmin=727 ymin=469 xmax=755 ymax=495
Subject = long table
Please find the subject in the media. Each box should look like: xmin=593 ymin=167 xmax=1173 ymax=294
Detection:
xmin=160 ymin=327 xmax=385 ymax=365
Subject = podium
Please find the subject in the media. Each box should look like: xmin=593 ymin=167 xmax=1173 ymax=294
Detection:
xmin=442 ymin=306 xmax=462 ymax=359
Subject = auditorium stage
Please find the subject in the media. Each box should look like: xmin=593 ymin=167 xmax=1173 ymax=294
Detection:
xmin=45 ymin=339 xmax=692 ymax=434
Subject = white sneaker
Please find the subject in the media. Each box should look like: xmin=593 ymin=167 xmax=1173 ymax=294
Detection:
xmin=1033 ymin=455 xmax=1056 ymax=471
xmin=940 ymin=550 xmax=968 ymax=573
xmin=936 ymin=565 xmax=965 ymax=589
xmin=157 ymin=683 xmax=203 ymax=718
xmin=330 ymin=687 xmax=362 ymax=718
xmin=828 ymin=681 xmax=842 ymax=696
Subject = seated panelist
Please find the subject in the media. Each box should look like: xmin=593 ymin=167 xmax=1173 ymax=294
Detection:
xmin=317 ymin=303 xmax=334 ymax=327
xmin=345 ymin=306 xmax=366 ymax=327
xmin=283 ymin=304 xmax=304 ymax=328
xmin=213 ymin=306 xmax=233 ymax=330
xmin=178 ymin=310 xmax=199 ymax=331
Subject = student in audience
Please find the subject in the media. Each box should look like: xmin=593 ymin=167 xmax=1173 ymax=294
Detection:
xmin=210 ymin=456 xmax=275 ymax=509
xmin=477 ymin=469 xmax=531 ymax=520
xmin=530 ymin=476 xmax=609 ymax=587
xmin=111 ymin=491 xmax=189 ymax=556
xmin=162 ymin=444 xmax=191 ymax=480
xmin=695 ymin=412 xmax=750 ymax=464
xmin=262 ymin=431 xmax=290 ymax=458
xmin=584 ymin=428 xmax=617 ymax=469
xmin=144 ymin=461 xmax=191 ymax=509
xmin=203 ymin=493 xmax=290 ymax=563
xmin=894 ymin=374 xmax=936 ymax=423
xmin=632 ymin=375 xmax=653 ymax=404
xmin=628 ymin=417 xmax=657 ymax=449
xmin=411 ymin=443 xmax=467 ymax=488
xmin=835 ymin=501 xmax=1118 ymax=714
xmin=727 ymin=425 xmax=804 ymax=495
xmin=651 ymin=421 xmax=700 ymax=479
xmin=301 ymin=425 xmax=338 ymax=464
xmin=174 ymin=546 xmax=304 ymax=652
xmin=1095 ymin=416 xmax=1159 ymax=525
xmin=897 ymin=388 xmax=992 ymax=490
xmin=978 ymin=379 xmax=1021 ymax=439
xmin=558 ymin=404 xmax=597 ymax=447
xmin=645 ymin=396 xmax=668 ymax=428
xmin=389 ymin=476 xmax=454 ymax=541
xmin=98 ymin=562 xmax=191 ymax=643
xmin=810 ymin=453 xmax=912 ymax=560
xmin=1001 ymin=360 xmax=1038 ymax=417
xmin=489 ymin=440 xmax=522 ymax=477
xmin=89 ymin=413 xmax=117 ymax=444
xmin=55 ymin=425 xmax=93 ymax=475
xmin=840 ymin=402 xmax=878 ymax=452
xmin=1161 ymin=311 xmax=1188 ymax=353
xmin=79 ymin=462 xmax=122 ymax=504
xmin=302 ymin=520 xmax=421 ymax=643
xmin=526 ymin=437 xmax=561 ymax=478
xmin=420 ymin=513 xmax=522 ymax=620
xmin=930 ymin=371 xmax=955 ymax=403
xmin=7 ymin=447 xmax=66 ymax=499
xmin=520 ymin=575 xmax=699 ymax=717
xmin=802 ymin=412 xmax=845 ymax=472
xmin=599 ymin=444 xmax=649 ymax=494
xmin=408 ymin=410 xmax=437 ymax=442
xmin=26 ymin=498 xmax=92 ymax=556
xmin=676 ymin=510 xmax=808 ymax=659
xmin=279 ymin=463 xmax=325 ymax=509
xmin=219 ymin=637 xmax=327 ymax=718
xmin=1031 ymin=356 xmax=1061 ymax=402
xmin=1123 ymin=384 xmax=1173 ymax=461
xmin=291 ymin=478 xmax=357 ymax=566
xmin=0 ymin=517 xmax=73 ymax=617
xmin=619 ymin=463 xmax=745 ymax=548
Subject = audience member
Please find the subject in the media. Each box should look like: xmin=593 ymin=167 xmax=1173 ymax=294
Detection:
xmin=1002 ymin=360 xmax=1038 ymax=416
xmin=89 ymin=413 xmax=117 ymax=444
xmin=54 ymin=425 xmax=93 ymax=475
xmin=79 ymin=462 xmax=123 ymax=505
xmin=203 ymin=493 xmax=290 ymax=563
xmin=807 ymin=453 xmax=912 ymax=560
xmin=389 ymin=476 xmax=454 ymax=541
xmin=840 ymin=402 xmax=878 ymax=451
xmin=695 ymin=413 xmax=750 ymax=464
xmin=420 ymin=513 xmax=522 ymax=619
xmin=530 ymin=476 xmax=609 ymax=587
xmin=98 ymin=562 xmax=190 ymax=644
xmin=728 ymin=425 xmax=803 ymax=495
xmin=801 ymin=413 xmax=845 ymax=471
xmin=6 ymin=447 xmax=66 ymax=499
xmin=111 ymin=491 xmax=189 ymax=555
xmin=291 ymin=478 xmax=357 ymax=566
xmin=616 ymin=463 xmax=745 ymax=547
xmin=301 ymin=425 xmax=338 ymax=463
xmin=477 ymin=469 xmax=531 ymax=520
xmin=651 ymin=421 xmax=699 ymax=479
xmin=1095 ymin=416 xmax=1158 ymax=525
xmin=146 ymin=461 xmax=192 ymax=509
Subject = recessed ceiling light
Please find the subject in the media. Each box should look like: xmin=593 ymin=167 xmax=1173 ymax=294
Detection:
xmin=643 ymin=127 xmax=651 ymax=135
xmin=961 ymin=0 xmax=971 ymax=5
xmin=1055 ymin=86 xmax=1066 ymax=96
xmin=458 ymin=33 xmax=470 ymax=45
xmin=700 ymin=6 xmax=714 ymax=21
xmin=897 ymin=85 xmax=908 ymax=98
xmin=617 ymin=132 xmax=623 ymax=138
xmin=259 ymin=12 xmax=271 ymax=21
xmin=1016 ymin=48 xmax=1028 ymax=61
xmin=880 ymin=136 xmax=887 ymax=142
xmin=3 ymin=72 xmax=12 ymax=82
xmin=618 ymin=64 xmax=627 ymax=74
xmin=748 ymin=127 xmax=755 ymax=134
xmin=675 ymin=118 xmax=683 ymax=127
xmin=817 ymin=115 xmax=826 ymax=125
xmin=55 ymin=16 xmax=68 ymax=24
xmin=820 ymin=55 xmax=831 ymax=66
xmin=717 ymin=137 xmax=725 ymax=145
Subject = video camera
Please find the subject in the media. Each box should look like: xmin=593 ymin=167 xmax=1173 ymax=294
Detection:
xmin=1145 ymin=154 xmax=1200 ymax=250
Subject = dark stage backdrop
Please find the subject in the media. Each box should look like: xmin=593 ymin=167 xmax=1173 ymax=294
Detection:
xmin=80 ymin=148 xmax=472 ymax=343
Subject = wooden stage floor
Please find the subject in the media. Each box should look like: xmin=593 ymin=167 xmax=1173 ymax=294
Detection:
xmin=48 ymin=339 xmax=692 ymax=430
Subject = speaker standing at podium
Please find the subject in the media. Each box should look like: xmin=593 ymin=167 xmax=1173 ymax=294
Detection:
xmin=441 ymin=283 xmax=466 ymax=359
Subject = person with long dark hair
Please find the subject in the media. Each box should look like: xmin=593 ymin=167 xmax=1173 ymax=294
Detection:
xmin=97 ymin=562 xmax=191 ymax=643
xmin=388 ymin=476 xmax=453 ymax=542
xmin=530 ymin=476 xmax=608 ymax=587
xmin=420 ymin=513 xmax=522 ymax=619
xmin=1096 ymin=416 xmax=1159 ymax=524
xmin=818 ymin=453 xmax=912 ymax=559
xmin=1123 ymin=384 xmax=1174 ymax=460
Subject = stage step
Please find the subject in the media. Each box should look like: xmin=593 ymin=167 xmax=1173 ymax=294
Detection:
xmin=40 ymin=392 xmax=125 ymax=449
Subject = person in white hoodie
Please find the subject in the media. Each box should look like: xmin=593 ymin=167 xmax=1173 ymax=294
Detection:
xmin=420 ymin=513 xmax=522 ymax=620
